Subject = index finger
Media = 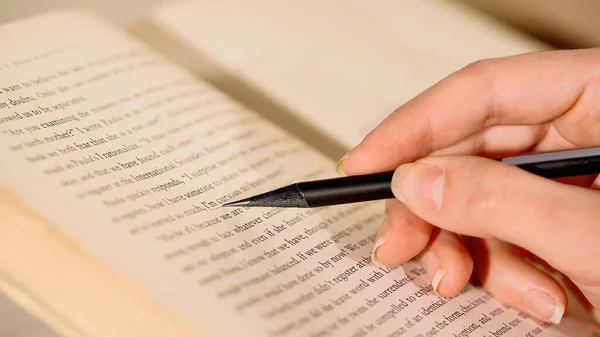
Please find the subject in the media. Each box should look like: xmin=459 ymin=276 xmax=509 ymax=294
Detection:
xmin=339 ymin=48 xmax=599 ymax=175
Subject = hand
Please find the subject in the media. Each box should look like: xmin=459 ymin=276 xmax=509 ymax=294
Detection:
xmin=337 ymin=48 xmax=600 ymax=325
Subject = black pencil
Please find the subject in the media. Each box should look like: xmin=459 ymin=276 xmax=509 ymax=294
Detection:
xmin=223 ymin=146 xmax=600 ymax=208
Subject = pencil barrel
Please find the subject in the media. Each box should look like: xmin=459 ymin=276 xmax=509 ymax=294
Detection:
xmin=514 ymin=155 xmax=600 ymax=178
xmin=299 ymin=171 xmax=394 ymax=207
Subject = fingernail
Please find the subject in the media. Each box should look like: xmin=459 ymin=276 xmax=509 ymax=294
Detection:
xmin=420 ymin=252 xmax=446 ymax=295
xmin=335 ymin=152 xmax=350 ymax=176
xmin=523 ymin=289 xmax=565 ymax=324
xmin=370 ymin=217 xmax=388 ymax=267
xmin=432 ymin=269 xmax=447 ymax=296
xmin=391 ymin=161 xmax=445 ymax=211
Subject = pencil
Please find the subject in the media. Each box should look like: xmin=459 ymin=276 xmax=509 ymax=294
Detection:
xmin=223 ymin=146 xmax=600 ymax=208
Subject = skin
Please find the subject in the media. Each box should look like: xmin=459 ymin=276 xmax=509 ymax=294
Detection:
xmin=337 ymin=48 xmax=600 ymax=325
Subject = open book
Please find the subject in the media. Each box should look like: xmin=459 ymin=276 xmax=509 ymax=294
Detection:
xmin=1 ymin=2 xmax=598 ymax=337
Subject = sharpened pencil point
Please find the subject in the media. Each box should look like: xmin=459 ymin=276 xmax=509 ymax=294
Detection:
xmin=222 ymin=199 xmax=252 ymax=207
xmin=220 ymin=184 xmax=309 ymax=208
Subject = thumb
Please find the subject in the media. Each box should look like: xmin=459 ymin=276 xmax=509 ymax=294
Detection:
xmin=390 ymin=155 xmax=600 ymax=281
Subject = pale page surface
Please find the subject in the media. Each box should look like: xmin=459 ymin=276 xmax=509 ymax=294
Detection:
xmin=0 ymin=10 xmax=595 ymax=337
xmin=148 ymin=0 xmax=546 ymax=149
xmin=0 ymin=293 xmax=58 ymax=337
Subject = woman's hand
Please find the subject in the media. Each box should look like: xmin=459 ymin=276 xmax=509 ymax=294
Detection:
xmin=337 ymin=49 xmax=600 ymax=325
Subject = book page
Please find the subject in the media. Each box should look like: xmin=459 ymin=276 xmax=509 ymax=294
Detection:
xmin=0 ymin=293 xmax=58 ymax=337
xmin=0 ymin=10 xmax=596 ymax=337
xmin=145 ymin=0 xmax=547 ymax=152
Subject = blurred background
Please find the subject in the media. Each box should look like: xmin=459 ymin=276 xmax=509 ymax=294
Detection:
xmin=1 ymin=0 xmax=600 ymax=48
xmin=1 ymin=0 xmax=600 ymax=336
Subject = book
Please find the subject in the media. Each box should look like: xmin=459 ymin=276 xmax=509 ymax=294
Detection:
xmin=0 ymin=292 xmax=58 ymax=337
xmin=0 ymin=2 xmax=597 ymax=337
xmin=134 ymin=0 xmax=549 ymax=158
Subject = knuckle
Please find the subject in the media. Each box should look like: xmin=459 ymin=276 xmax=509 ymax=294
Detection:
xmin=462 ymin=58 xmax=496 ymax=75
xmin=456 ymin=59 xmax=499 ymax=126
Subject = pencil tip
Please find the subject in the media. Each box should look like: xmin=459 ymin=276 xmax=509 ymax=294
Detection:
xmin=222 ymin=200 xmax=251 ymax=207
xmin=220 ymin=184 xmax=307 ymax=208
